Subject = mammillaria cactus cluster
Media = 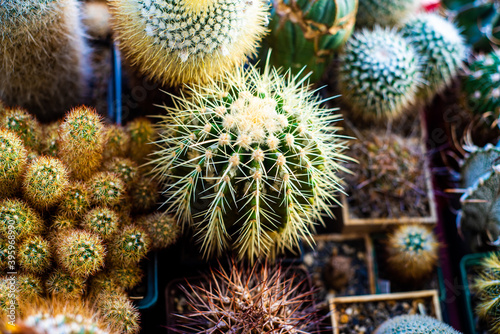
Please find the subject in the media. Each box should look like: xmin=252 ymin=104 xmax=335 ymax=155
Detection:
xmin=375 ymin=314 xmax=462 ymax=334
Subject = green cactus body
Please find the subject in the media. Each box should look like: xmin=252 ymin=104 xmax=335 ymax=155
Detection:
xmin=58 ymin=182 xmax=91 ymax=218
xmin=138 ymin=213 xmax=181 ymax=250
xmin=463 ymin=50 xmax=500 ymax=118
xmin=109 ymin=225 xmax=149 ymax=266
xmin=153 ymin=61 xmax=350 ymax=261
xmin=18 ymin=236 xmax=51 ymax=273
xmin=17 ymin=273 xmax=44 ymax=301
xmin=461 ymin=144 xmax=500 ymax=189
xmin=0 ymin=107 xmax=41 ymax=150
xmin=129 ymin=177 xmax=159 ymax=213
xmin=88 ymin=271 xmax=124 ymax=298
xmin=401 ymin=13 xmax=466 ymax=99
xmin=127 ymin=118 xmax=157 ymax=165
xmin=374 ymin=314 xmax=462 ymax=333
xmin=356 ymin=0 xmax=418 ymax=28
xmin=112 ymin=266 xmax=143 ymax=290
xmin=45 ymin=269 xmax=86 ymax=298
xmin=89 ymin=172 xmax=125 ymax=207
xmin=82 ymin=207 xmax=120 ymax=240
xmin=260 ymin=0 xmax=357 ymax=83
xmin=0 ymin=129 xmax=28 ymax=197
xmin=23 ymin=156 xmax=69 ymax=209
xmin=338 ymin=27 xmax=421 ymax=120
xmin=104 ymin=157 xmax=138 ymax=186
xmin=0 ymin=199 xmax=44 ymax=240
xmin=51 ymin=213 xmax=77 ymax=231
xmin=103 ymin=124 xmax=130 ymax=159
xmin=96 ymin=291 xmax=140 ymax=334
xmin=0 ymin=239 xmax=8 ymax=271
xmin=41 ymin=122 xmax=60 ymax=157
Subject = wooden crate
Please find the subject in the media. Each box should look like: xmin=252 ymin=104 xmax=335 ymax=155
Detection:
xmin=329 ymin=290 xmax=442 ymax=334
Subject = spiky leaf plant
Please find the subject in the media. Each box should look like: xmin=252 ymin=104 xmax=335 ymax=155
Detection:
xmin=129 ymin=177 xmax=159 ymax=213
xmin=58 ymin=181 xmax=91 ymax=218
xmin=175 ymin=261 xmax=319 ymax=333
xmin=58 ymin=106 xmax=106 ymax=180
xmin=0 ymin=107 xmax=41 ymax=150
xmin=338 ymin=26 xmax=421 ymax=120
xmin=104 ymin=157 xmax=138 ymax=186
xmin=89 ymin=172 xmax=125 ymax=207
xmin=152 ymin=61 xmax=350 ymax=262
xmin=356 ymin=0 xmax=418 ymax=28
xmin=18 ymin=236 xmax=51 ymax=273
xmin=0 ymin=199 xmax=44 ymax=240
xmin=45 ymin=269 xmax=86 ymax=299
xmin=95 ymin=290 xmax=140 ymax=334
xmin=138 ymin=212 xmax=181 ymax=250
xmin=0 ymin=128 xmax=28 ymax=197
xmin=103 ymin=124 xmax=130 ymax=160
xmin=401 ymin=13 xmax=466 ymax=99
xmin=109 ymin=225 xmax=149 ymax=266
xmin=108 ymin=0 xmax=269 ymax=86
xmin=23 ymin=156 xmax=69 ymax=209
xmin=374 ymin=314 xmax=462 ymax=334
xmin=386 ymin=224 xmax=439 ymax=281
xmin=82 ymin=207 xmax=120 ymax=240
xmin=127 ymin=118 xmax=157 ymax=165
xmin=474 ymin=252 xmax=500 ymax=333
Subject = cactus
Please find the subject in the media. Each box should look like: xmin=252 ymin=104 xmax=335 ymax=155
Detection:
xmin=18 ymin=236 xmax=51 ymax=273
xmin=112 ymin=266 xmax=143 ymax=290
xmin=45 ymin=269 xmax=86 ymax=299
xmin=177 ymin=261 xmax=319 ymax=333
xmin=40 ymin=122 xmax=60 ymax=157
xmin=386 ymin=224 xmax=439 ymax=281
xmin=0 ymin=277 xmax=16 ymax=316
xmin=0 ymin=107 xmax=41 ymax=150
xmin=374 ymin=314 xmax=462 ymax=333
xmin=108 ymin=0 xmax=269 ymax=86
xmin=152 ymin=61 xmax=350 ymax=261
xmin=0 ymin=199 xmax=44 ymax=241
xmin=82 ymin=207 xmax=120 ymax=240
xmin=401 ymin=13 xmax=466 ymax=99
xmin=338 ymin=27 xmax=422 ymax=120
xmin=103 ymin=124 xmax=130 ymax=160
xmin=0 ymin=239 xmax=8 ymax=271
xmin=55 ymin=230 xmax=106 ymax=278
xmin=127 ymin=118 xmax=157 ymax=165
xmin=138 ymin=213 xmax=181 ymax=250
xmin=474 ymin=252 xmax=500 ymax=332
xmin=51 ymin=213 xmax=77 ymax=231
xmin=88 ymin=271 xmax=124 ymax=298
xmin=0 ymin=129 xmax=28 ymax=197
xmin=260 ymin=0 xmax=357 ymax=83
xmin=129 ymin=176 xmax=159 ymax=213
xmin=0 ymin=0 xmax=89 ymax=122
xmin=58 ymin=106 xmax=106 ymax=180
xmin=109 ymin=225 xmax=149 ymax=266
xmin=89 ymin=172 xmax=125 ymax=207
xmin=104 ymin=157 xmax=138 ymax=186
xmin=58 ymin=182 xmax=91 ymax=218
xmin=17 ymin=273 xmax=44 ymax=301
xmin=356 ymin=0 xmax=418 ymax=28
xmin=23 ymin=156 xmax=69 ymax=209
xmin=95 ymin=290 xmax=140 ymax=334
xmin=463 ymin=50 xmax=500 ymax=119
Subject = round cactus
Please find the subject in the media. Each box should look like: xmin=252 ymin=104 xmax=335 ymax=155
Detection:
xmin=40 ymin=122 xmax=60 ymax=157
xmin=129 ymin=176 xmax=159 ymax=213
xmin=23 ymin=156 xmax=69 ymax=209
xmin=356 ymin=0 xmax=418 ymax=28
xmin=0 ymin=277 xmax=16 ymax=316
xmin=45 ymin=269 xmax=86 ymax=299
xmin=58 ymin=106 xmax=106 ymax=180
xmin=51 ymin=213 xmax=77 ymax=231
xmin=88 ymin=271 xmax=124 ymax=298
xmin=374 ymin=314 xmax=462 ymax=334
xmin=108 ymin=0 xmax=269 ymax=86
xmin=153 ymin=61 xmax=350 ymax=261
xmin=112 ymin=266 xmax=143 ymax=290
xmin=82 ymin=207 xmax=120 ymax=240
xmin=338 ymin=27 xmax=421 ymax=121
xmin=18 ymin=236 xmax=51 ymax=274
xmin=0 ymin=107 xmax=41 ymax=150
xmin=109 ymin=225 xmax=149 ymax=266
xmin=89 ymin=172 xmax=125 ymax=207
xmin=138 ymin=213 xmax=181 ymax=250
xmin=16 ymin=273 xmax=44 ymax=301
xmin=55 ymin=230 xmax=106 ymax=278
xmin=0 ymin=239 xmax=8 ymax=271
xmin=104 ymin=157 xmax=138 ymax=186
xmin=103 ymin=124 xmax=130 ymax=159
xmin=0 ymin=128 xmax=28 ymax=197
xmin=127 ymin=118 xmax=157 ymax=165
xmin=96 ymin=290 xmax=140 ymax=334
xmin=401 ymin=13 xmax=466 ymax=99
xmin=0 ymin=199 xmax=44 ymax=241
xmin=58 ymin=181 xmax=91 ymax=218
xmin=386 ymin=224 xmax=439 ymax=281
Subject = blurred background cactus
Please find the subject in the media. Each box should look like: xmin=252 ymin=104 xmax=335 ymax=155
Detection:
xmin=355 ymin=0 xmax=418 ymax=28
xmin=259 ymin=0 xmax=357 ymax=83
xmin=0 ymin=129 xmax=28 ymax=198
xmin=375 ymin=314 xmax=462 ymax=333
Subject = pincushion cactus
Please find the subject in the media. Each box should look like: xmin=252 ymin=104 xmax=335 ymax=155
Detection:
xmin=89 ymin=172 xmax=125 ymax=207
xmin=356 ymin=0 xmax=418 ymax=28
xmin=0 ymin=129 xmax=28 ymax=197
xmin=104 ymin=158 xmax=138 ymax=186
xmin=95 ymin=290 xmax=140 ymax=334
xmin=112 ymin=266 xmax=143 ymax=290
xmin=41 ymin=122 xmax=60 ymax=157
xmin=474 ymin=252 xmax=500 ymax=332
xmin=0 ymin=107 xmax=41 ymax=150
xmin=374 ymin=314 xmax=462 ymax=333
xmin=129 ymin=177 xmax=159 ymax=213
xmin=127 ymin=118 xmax=157 ymax=165
xmin=401 ymin=13 xmax=466 ymax=99
xmin=0 ymin=0 xmax=89 ymax=122
xmin=386 ymin=224 xmax=439 ymax=281
xmin=108 ymin=0 xmax=269 ymax=86
xmin=17 ymin=273 xmax=44 ymax=300
xmin=138 ymin=213 xmax=181 ymax=250
xmin=109 ymin=225 xmax=149 ymax=266
xmin=18 ymin=236 xmax=51 ymax=273
xmin=103 ymin=124 xmax=130 ymax=159
xmin=82 ymin=207 xmax=120 ymax=240
xmin=58 ymin=182 xmax=91 ymax=218
xmin=338 ymin=27 xmax=421 ymax=120
xmin=45 ymin=269 xmax=86 ymax=298
xmin=0 ymin=199 xmax=44 ymax=240
xmin=153 ymin=61 xmax=350 ymax=261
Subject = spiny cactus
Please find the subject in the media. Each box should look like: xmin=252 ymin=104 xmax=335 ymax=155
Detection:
xmin=138 ymin=213 xmax=181 ymax=250
xmin=95 ymin=290 xmax=140 ymax=334
xmin=58 ymin=182 xmax=91 ymax=218
xmin=82 ymin=207 xmax=120 ymax=240
xmin=108 ymin=0 xmax=269 ymax=86
xmin=112 ymin=266 xmax=143 ymax=290
xmin=0 ymin=199 xmax=44 ymax=240
xmin=45 ymin=269 xmax=86 ymax=299
xmin=58 ymin=106 xmax=106 ymax=180
xmin=104 ymin=157 xmax=138 ymax=186
xmin=40 ymin=122 xmax=60 ymax=157
xmin=127 ymin=118 xmax=157 ymax=165
xmin=463 ymin=50 xmax=500 ymax=119
xmin=386 ymin=224 xmax=439 ymax=281
xmin=55 ymin=230 xmax=106 ymax=278
xmin=356 ymin=0 xmax=418 ymax=28
xmin=0 ymin=239 xmax=8 ymax=271
xmin=103 ymin=124 xmax=130 ymax=160
xmin=17 ymin=273 xmax=44 ymax=301
xmin=260 ymin=0 xmax=357 ymax=83
xmin=152 ymin=61 xmax=350 ymax=261
xmin=129 ymin=177 xmax=159 ymax=213
xmin=88 ymin=271 xmax=124 ymax=298
xmin=51 ymin=213 xmax=77 ymax=231
xmin=0 ymin=277 xmax=16 ymax=316
xmin=0 ymin=0 xmax=89 ymax=122
xmin=401 ymin=13 xmax=466 ymax=99
xmin=374 ymin=314 xmax=462 ymax=333
xmin=176 ymin=261 xmax=319 ymax=333
xmin=89 ymin=172 xmax=125 ymax=207
xmin=474 ymin=252 xmax=500 ymax=333
xmin=0 ymin=128 xmax=28 ymax=197
xmin=338 ymin=27 xmax=422 ymax=120
xmin=18 ymin=236 xmax=51 ymax=273
xmin=23 ymin=156 xmax=69 ymax=209
xmin=0 ymin=107 xmax=41 ymax=150
xmin=109 ymin=225 xmax=149 ymax=266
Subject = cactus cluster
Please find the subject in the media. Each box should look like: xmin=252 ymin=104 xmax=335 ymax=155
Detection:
xmin=356 ymin=0 xmax=418 ymax=28
xmin=153 ymin=61 xmax=350 ymax=261
xmin=375 ymin=314 xmax=462 ymax=334
xmin=0 ymin=129 xmax=28 ymax=198
xmin=474 ymin=252 xmax=500 ymax=333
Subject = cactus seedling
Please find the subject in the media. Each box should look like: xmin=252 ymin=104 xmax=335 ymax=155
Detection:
xmin=95 ymin=290 xmax=140 ymax=334
xmin=103 ymin=124 xmax=130 ymax=159
xmin=127 ymin=118 xmax=157 ymax=165
xmin=104 ymin=157 xmax=138 ymax=186
xmin=45 ymin=269 xmax=86 ymax=299
xmin=338 ymin=27 xmax=421 ymax=120
xmin=18 ymin=236 xmax=51 ymax=273
xmin=23 ymin=156 xmax=69 ymax=209
xmin=138 ymin=213 xmax=181 ymax=250
xmin=109 ymin=225 xmax=149 ymax=266
xmin=0 ymin=128 xmax=28 ymax=197
xmin=0 ymin=107 xmax=41 ymax=151
xmin=356 ymin=0 xmax=418 ymax=28
xmin=374 ymin=314 xmax=462 ymax=333
xmin=89 ymin=172 xmax=125 ymax=207
xmin=82 ymin=207 xmax=120 ymax=240
xmin=0 ymin=199 xmax=44 ymax=240
xmin=108 ymin=0 xmax=269 ymax=86
xmin=386 ymin=224 xmax=439 ymax=281
xmin=129 ymin=176 xmax=159 ymax=213
xmin=153 ymin=61 xmax=350 ymax=261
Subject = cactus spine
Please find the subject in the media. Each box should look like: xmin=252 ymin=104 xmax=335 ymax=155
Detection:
xmin=109 ymin=225 xmax=149 ymax=266
xmin=89 ymin=172 xmax=125 ymax=207
xmin=138 ymin=213 xmax=181 ymax=250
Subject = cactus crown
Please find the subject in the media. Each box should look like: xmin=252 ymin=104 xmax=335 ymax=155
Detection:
xmin=110 ymin=226 xmax=149 ymax=265
xmin=61 ymin=107 xmax=104 ymax=146
xmin=153 ymin=61 xmax=350 ymax=261
xmin=356 ymin=0 xmax=418 ymax=28
xmin=57 ymin=230 xmax=106 ymax=277
xmin=374 ymin=314 xmax=462 ymax=333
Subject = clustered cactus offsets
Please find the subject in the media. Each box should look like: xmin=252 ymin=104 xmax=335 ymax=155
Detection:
xmin=152 ymin=61 xmax=351 ymax=262
xmin=108 ymin=0 xmax=269 ymax=86
xmin=374 ymin=314 xmax=462 ymax=334
xmin=474 ymin=252 xmax=500 ymax=333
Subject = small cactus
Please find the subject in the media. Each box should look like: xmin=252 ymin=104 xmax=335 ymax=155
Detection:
xmin=88 ymin=271 xmax=124 ymax=298
xmin=0 ymin=239 xmax=8 ymax=271
xmin=0 ymin=277 xmax=16 ymax=316
xmin=338 ymin=27 xmax=422 ymax=120
xmin=103 ymin=124 xmax=130 ymax=159
xmin=386 ymin=224 xmax=439 ymax=281
xmin=17 ymin=273 xmax=44 ymax=301
xmin=109 ymin=225 xmax=149 ymax=266
xmin=45 ymin=269 xmax=86 ymax=299
xmin=40 ymin=122 xmax=60 ymax=157
xmin=374 ymin=314 xmax=462 ymax=333
xmin=129 ymin=176 xmax=159 ymax=213
xmin=356 ymin=0 xmax=418 ymax=28
xmin=108 ymin=0 xmax=269 ymax=86
xmin=23 ymin=156 xmax=70 ymax=209
xmin=58 ymin=106 xmax=106 ymax=180
xmin=58 ymin=181 xmax=91 ymax=218
xmin=112 ymin=266 xmax=143 ymax=290
xmin=0 ymin=128 xmax=28 ymax=197
xmin=82 ymin=207 xmax=120 ymax=240
xmin=127 ymin=118 xmax=157 ymax=165
xmin=104 ymin=157 xmax=138 ymax=186
xmin=95 ymin=290 xmax=140 ymax=334
xmin=51 ymin=213 xmax=77 ymax=231
xmin=0 ymin=199 xmax=44 ymax=241
xmin=0 ymin=107 xmax=41 ymax=150
xmin=474 ymin=252 xmax=500 ymax=333
xmin=89 ymin=172 xmax=125 ymax=207
xmin=18 ymin=236 xmax=51 ymax=273
xmin=138 ymin=213 xmax=181 ymax=250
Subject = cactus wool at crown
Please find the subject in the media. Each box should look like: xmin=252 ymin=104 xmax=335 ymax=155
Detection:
xmin=109 ymin=0 xmax=269 ymax=86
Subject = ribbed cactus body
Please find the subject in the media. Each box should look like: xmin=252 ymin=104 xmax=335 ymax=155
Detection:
xmin=260 ymin=0 xmax=357 ymax=83
xmin=109 ymin=0 xmax=269 ymax=86
xmin=0 ymin=129 xmax=28 ymax=197
xmin=375 ymin=314 xmax=462 ymax=333
xmin=154 ymin=62 xmax=350 ymax=261
xmin=339 ymin=27 xmax=421 ymax=120
xmin=356 ymin=0 xmax=418 ymax=28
